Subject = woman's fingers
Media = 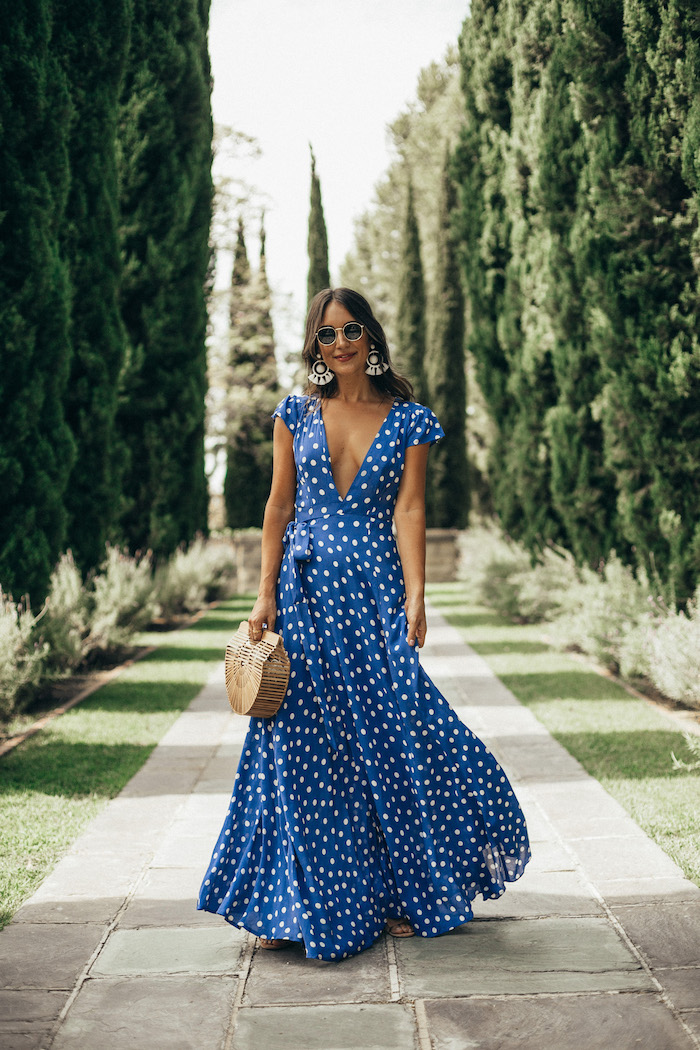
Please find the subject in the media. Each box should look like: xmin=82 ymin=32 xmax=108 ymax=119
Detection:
xmin=248 ymin=612 xmax=276 ymax=642
xmin=405 ymin=616 xmax=426 ymax=648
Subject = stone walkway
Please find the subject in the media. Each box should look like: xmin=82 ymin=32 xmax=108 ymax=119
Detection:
xmin=1 ymin=605 xmax=699 ymax=1050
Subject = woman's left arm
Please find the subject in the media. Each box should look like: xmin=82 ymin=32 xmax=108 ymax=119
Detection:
xmin=394 ymin=443 xmax=431 ymax=648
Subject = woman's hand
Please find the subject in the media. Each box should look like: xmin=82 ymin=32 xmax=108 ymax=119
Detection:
xmin=404 ymin=595 xmax=427 ymax=648
xmin=248 ymin=594 xmax=277 ymax=642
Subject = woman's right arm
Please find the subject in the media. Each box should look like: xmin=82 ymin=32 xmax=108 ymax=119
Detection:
xmin=248 ymin=417 xmax=297 ymax=641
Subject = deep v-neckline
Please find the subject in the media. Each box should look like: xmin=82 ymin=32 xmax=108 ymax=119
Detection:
xmin=318 ymin=398 xmax=397 ymax=502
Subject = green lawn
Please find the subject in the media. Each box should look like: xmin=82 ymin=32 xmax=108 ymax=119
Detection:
xmin=426 ymin=582 xmax=700 ymax=887
xmin=0 ymin=597 xmax=252 ymax=929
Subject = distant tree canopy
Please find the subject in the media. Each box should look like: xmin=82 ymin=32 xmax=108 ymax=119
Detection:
xmin=395 ymin=181 xmax=429 ymax=406
xmin=223 ymin=218 xmax=280 ymax=529
xmin=0 ymin=0 xmax=214 ymax=603
xmin=307 ymin=146 xmax=331 ymax=310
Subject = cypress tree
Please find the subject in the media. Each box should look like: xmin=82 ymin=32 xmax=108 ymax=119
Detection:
xmin=307 ymin=146 xmax=331 ymax=308
xmin=428 ymin=151 xmax=468 ymax=528
xmin=453 ymin=2 xmax=516 ymax=533
xmin=593 ymin=0 xmax=700 ymax=600
xmin=59 ymin=0 xmax=132 ymax=573
xmin=0 ymin=0 xmax=74 ymax=602
xmin=224 ymin=218 xmax=280 ymax=528
xmin=117 ymin=0 xmax=213 ymax=558
xmin=396 ymin=181 xmax=429 ymax=405
xmin=539 ymin=24 xmax=620 ymax=567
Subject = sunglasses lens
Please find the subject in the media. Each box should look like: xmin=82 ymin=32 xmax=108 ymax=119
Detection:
xmin=317 ymin=327 xmax=336 ymax=345
xmin=344 ymin=323 xmax=362 ymax=341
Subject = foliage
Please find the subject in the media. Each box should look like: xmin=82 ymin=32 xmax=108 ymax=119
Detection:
xmin=478 ymin=538 xmax=579 ymax=625
xmin=452 ymin=0 xmax=700 ymax=599
xmin=550 ymin=554 xmax=658 ymax=674
xmin=39 ymin=552 xmax=91 ymax=675
xmin=1 ymin=1 xmax=216 ymax=605
xmin=307 ymin=146 xmax=330 ymax=308
xmin=649 ymin=589 xmax=700 ymax=710
xmin=395 ymin=180 xmax=429 ymax=403
xmin=464 ymin=521 xmax=700 ymax=712
xmin=428 ymin=151 xmax=468 ymax=527
xmin=0 ymin=594 xmax=46 ymax=722
xmin=671 ymin=733 xmax=700 ymax=773
xmin=117 ymin=0 xmax=213 ymax=559
xmin=154 ymin=537 xmax=237 ymax=616
xmin=0 ymin=1 xmax=75 ymax=603
xmin=85 ymin=546 xmax=156 ymax=652
xmin=222 ymin=218 xmax=279 ymax=528
xmin=58 ymin=0 xmax=131 ymax=573
xmin=0 ymin=537 xmax=238 ymax=725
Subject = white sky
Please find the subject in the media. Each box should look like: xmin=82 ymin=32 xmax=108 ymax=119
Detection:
xmin=208 ymin=0 xmax=469 ymax=352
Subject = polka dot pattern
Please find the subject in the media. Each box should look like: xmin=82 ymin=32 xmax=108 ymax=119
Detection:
xmin=197 ymin=394 xmax=531 ymax=960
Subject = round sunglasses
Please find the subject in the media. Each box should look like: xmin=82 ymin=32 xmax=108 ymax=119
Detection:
xmin=315 ymin=322 xmax=365 ymax=346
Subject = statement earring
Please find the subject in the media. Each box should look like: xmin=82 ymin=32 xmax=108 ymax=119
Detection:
xmin=308 ymin=353 xmax=334 ymax=386
xmin=365 ymin=343 xmax=389 ymax=377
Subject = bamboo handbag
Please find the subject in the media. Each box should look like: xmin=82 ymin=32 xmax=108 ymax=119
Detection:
xmin=224 ymin=621 xmax=290 ymax=718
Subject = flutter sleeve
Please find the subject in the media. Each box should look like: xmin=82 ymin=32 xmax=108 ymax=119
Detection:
xmin=406 ymin=403 xmax=445 ymax=447
xmin=271 ymin=394 xmax=302 ymax=433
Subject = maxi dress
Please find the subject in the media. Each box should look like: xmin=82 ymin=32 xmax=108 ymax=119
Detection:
xmin=197 ymin=394 xmax=531 ymax=960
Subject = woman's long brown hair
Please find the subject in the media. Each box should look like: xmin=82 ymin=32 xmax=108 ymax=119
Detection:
xmin=302 ymin=288 xmax=414 ymax=402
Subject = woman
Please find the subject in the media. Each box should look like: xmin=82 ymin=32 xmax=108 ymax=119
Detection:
xmin=198 ymin=288 xmax=530 ymax=959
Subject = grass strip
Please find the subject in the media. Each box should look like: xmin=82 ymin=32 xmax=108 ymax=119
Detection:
xmin=426 ymin=582 xmax=700 ymax=886
xmin=0 ymin=596 xmax=253 ymax=929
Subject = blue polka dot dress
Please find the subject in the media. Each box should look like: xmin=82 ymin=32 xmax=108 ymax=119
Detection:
xmin=197 ymin=394 xmax=531 ymax=960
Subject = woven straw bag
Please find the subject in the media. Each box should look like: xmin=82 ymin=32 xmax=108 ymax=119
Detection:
xmin=224 ymin=621 xmax=290 ymax=718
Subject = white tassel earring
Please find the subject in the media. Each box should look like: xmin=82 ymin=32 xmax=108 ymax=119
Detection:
xmin=365 ymin=344 xmax=389 ymax=377
xmin=308 ymin=354 xmax=335 ymax=386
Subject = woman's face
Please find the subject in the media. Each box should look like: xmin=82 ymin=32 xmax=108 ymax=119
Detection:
xmin=315 ymin=301 xmax=371 ymax=379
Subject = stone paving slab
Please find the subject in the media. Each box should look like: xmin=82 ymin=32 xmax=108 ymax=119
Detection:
xmin=595 ymin=877 xmax=700 ymax=906
xmin=50 ymin=976 xmax=236 ymax=1050
xmin=90 ymin=926 xmax=246 ymax=976
xmin=610 ymin=903 xmax=700 ymax=969
xmin=422 ymin=992 xmax=697 ymax=1050
xmin=395 ymin=918 xmax=652 ymax=998
xmin=0 ymin=990 xmax=69 ymax=1050
xmin=569 ymin=833 xmax=684 ymax=883
xmin=117 ymin=868 xmax=218 ymax=928
xmin=244 ymin=939 xmax=391 ymax=1006
xmin=232 ymin=1003 xmax=418 ymax=1050
xmin=12 ymin=895 xmax=127 ymax=925
xmin=1 ymin=1029 xmax=55 ymax=1050
xmin=474 ymin=869 xmax=604 ymax=918
xmin=0 ymin=924 xmax=106 ymax=989
xmin=658 ymin=968 xmax=700 ymax=1011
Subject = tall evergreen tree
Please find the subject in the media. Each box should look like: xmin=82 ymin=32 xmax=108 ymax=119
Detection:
xmin=587 ymin=0 xmax=700 ymax=599
xmin=396 ymin=181 xmax=429 ymax=404
xmin=0 ymin=0 xmax=75 ymax=602
xmin=117 ymin=0 xmax=213 ymax=558
xmin=307 ymin=146 xmax=330 ymax=308
xmin=224 ymin=218 xmax=280 ymax=528
xmin=539 ymin=21 xmax=620 ymax=566
xmin=59 ymin=0 xmax=132 ymax=573
xmin=453 ymin=1 xmax=516 ymax=532
xmin=428 ymin=151 xmax=468 ymax=528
